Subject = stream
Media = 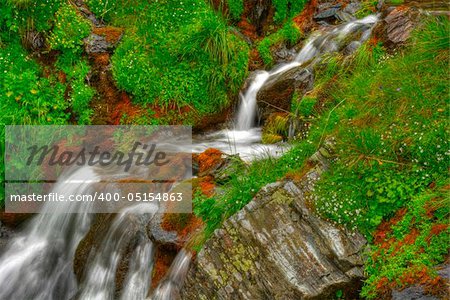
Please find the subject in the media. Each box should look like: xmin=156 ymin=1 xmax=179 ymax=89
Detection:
xmin=0 ymin=14 xmax=378 ymax=300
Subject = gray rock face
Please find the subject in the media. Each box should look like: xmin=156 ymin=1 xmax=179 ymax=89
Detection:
xmin=384 ymin=7 xmax=417 ymax=45
xmin=257 ymin=67 xmax=314 ymax=120
xmin=181 ymin=142 xmax=367 ymax=299
xmin=314 ymin=3 xmax=356 ymax=23
xmin=84 ymin=33 xmax=122 ymax=54
xmin=392 ymin=286 xmax=438 ymax=300
xmin=249 ymin=0 xmax=271 ymax=36
xmin=0 ymin=221 xmax=13 ymax=253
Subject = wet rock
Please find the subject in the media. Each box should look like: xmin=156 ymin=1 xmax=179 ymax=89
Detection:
xmin=344 ymin=2 xmax=361 ymax=15
xmin=257 ymin=66 xmax=314 ymax=121
xmin=392 ymin=286 xmax=438 ymax=300
xmin=383 ymin=6 xmax=417 ymax=45
xmin=0 ymin=221 xmax=14 ymax=252
xmin=249 ymin=0 xmax=272 ymax=36
xmin=84 ymin=27 xmax=123 ymax=54
xmin=313 ymin=1 xmax=359 ymax=23
xmin=343 ymin=40 xmax=362 ymax=55
xmin=314 ymin=6 xmax=342 ymax=21
xmin=148 ymin=214 xmax=179 ymax=245
xmin=273 ymin=43 xmax=297 ymax=63
xmin=181 ymin=141 xmax=367 ymax=300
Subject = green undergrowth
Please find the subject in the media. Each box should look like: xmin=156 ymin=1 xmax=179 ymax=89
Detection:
xmin=227 ymin=0 xmax=244 ymax=21
xmin=361 ymin=183 xmax=449 ymax=299
xmin=0 ymin=1 xmax=94 ymax=126
xmin=87 ymin=0 xmax=250 ymax=120
xmin=273 ymin=0 xmax=308 ymax=23
xmin=312 ymin=16 xmax=449 ymax=237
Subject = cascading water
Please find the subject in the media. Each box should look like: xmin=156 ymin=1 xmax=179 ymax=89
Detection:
xmin=235 ymin=71 xmax=270 ymax=130
xmin=150 ymin=250 xmax=192 ymax=300
xmin=234 ymin=14 xmax=378 ymax=133
xmin=77 ymin=204 xmax=158 ymax=300
xmin=0 ymin=14 xmax=379 ymax=300
xmin=0 ymin=167 xmax=98 ymax=300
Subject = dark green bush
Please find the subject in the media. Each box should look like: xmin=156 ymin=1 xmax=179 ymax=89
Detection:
xmin=107 ymin=1 xmax=249 ymax=117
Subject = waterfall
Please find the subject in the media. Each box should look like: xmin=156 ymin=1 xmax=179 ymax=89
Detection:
xmin=235 ymin=71 xmax=270 ymax=130
xmin=78 ymin=204 xmax=158 ymax=300
xmin=150 ymin=250 xmax=192 ymax=300
xmin=0 ymin=167 xmax=98 ymax=300
xmin=234 ymin=14 xmax=378 ymax=132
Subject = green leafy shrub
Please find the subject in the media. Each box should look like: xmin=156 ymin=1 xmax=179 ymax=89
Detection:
xmin=227 ymin=0 xmax=244 ymax=20
xmin=311 ymin=16 xmax=449 ymax=237
xmin=48 ymin=5 xmax=91 ymax=54
xmin=0 ymin=41 xmax=69 ymax=125
xmin=0 ymin=0 xmax=63 ymax=36
xmin=108 ymin=1 xmax=249 ymax=117
xmin=273 ymin=0 xmax=307 ymax=23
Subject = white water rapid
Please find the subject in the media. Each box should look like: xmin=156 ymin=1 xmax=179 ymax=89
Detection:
xmin=0 ymin=167 xmax=98 ymax=300
xmin=234 ymin=14 xmax=378 ymax=132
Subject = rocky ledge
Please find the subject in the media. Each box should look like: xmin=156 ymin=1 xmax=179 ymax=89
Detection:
xmin=181 ymin=142 xmax=367 ymax=299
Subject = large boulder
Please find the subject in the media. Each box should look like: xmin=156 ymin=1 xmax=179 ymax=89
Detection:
xmin=181 ymin=142 xmax=367 ymax=299
xmin=256 ymin=66 xmax=314 ymax=121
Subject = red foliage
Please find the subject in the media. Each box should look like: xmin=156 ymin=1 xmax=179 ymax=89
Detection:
xmin=426 ymin=224 xmax=448 ymax=244
xmin=373 ymin=208 xmax=408 ymax=245
xmin=151 ymin=245 xmax=177 ymax=289
xmin=199 ymin=180 xmax=215 ymax=197
xmin=111 ymin=92 xmax=142 ymax=125
xmin=196 ymin=148 xmax=223 ymax=174
xmin=293 ymin=0 xmax=318 ymax=33
xmin=237 ymin=18 xmax=258 ymax=40
xmin=92 ymin=26 xmax=123 ymax=43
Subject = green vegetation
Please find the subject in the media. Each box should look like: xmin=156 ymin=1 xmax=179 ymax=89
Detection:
xmin=193 ymin=16 xmax=449 ymax=296
xmin=312 ymin=16 xmax=449 ymax=237
xmin=194 ymin=140 xmax=317 ymax=236
xmin=89 ymin=0 xmax=249 ymax=117
xmin=273 ymin=0 xmax=308 ymax=23
xmin=0 ymin=0 xmax=448 ymax=297
xmin=48 ymin=5 xmax=91 ymax=54
xmin=0 ymin=1 xmax=94 ymax=126
xmin=257 ymin=20 xmax=302 ymax=65
xmin=227 ymin=0 xmax=244 ymax=20
xmin=362 ymin=184 xmax=449 ymax=299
